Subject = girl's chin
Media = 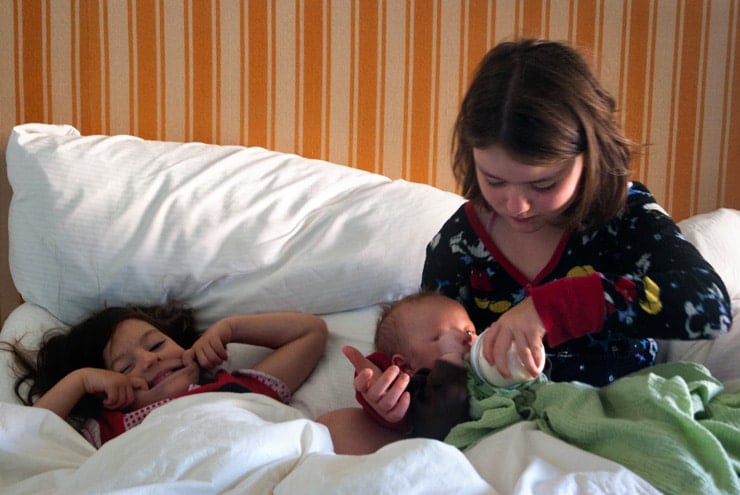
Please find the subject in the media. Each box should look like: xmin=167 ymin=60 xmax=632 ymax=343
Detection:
xmin=133 ymin=373 xmax=199 ymax=409
xmin=505 ymin=216 xmax=547 ymax=233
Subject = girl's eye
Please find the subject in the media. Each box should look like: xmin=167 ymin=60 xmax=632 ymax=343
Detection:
xmin=531 ymin=182 xmax=557 ymax=192
xmin=150 ymin=341 xmax=164 ymax=351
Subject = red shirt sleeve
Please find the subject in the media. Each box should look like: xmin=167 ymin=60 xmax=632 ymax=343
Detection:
xmin=354 ymin=351 xmax=410 ymax=431
xmin=529 ymin=273 xmax=605 ymax=348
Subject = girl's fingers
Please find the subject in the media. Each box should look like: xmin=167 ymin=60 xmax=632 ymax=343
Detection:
xmin=489 ymin=326 xmax=513 ymax=378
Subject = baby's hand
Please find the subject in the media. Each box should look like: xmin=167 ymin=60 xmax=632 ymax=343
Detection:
xmin=187 ymin=321 xmax=231 ymax=369
xmin=343 ymin=346 xmax=410 ymax=425
xmin=79 ymin=368 xmax=142 ymax=410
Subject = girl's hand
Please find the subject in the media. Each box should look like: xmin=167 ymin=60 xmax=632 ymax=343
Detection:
xmin=79 ymin=368 xmax=144 ymax=410
xmin=483 ymin=297 xmax=546 ymax=378
xmin=343 ymin=345 xmax=410 ymax=425
xmin=186 ymin=321 xmax=232 ymax=369
xmin=33 ymin=367 xmax=145 ymax=418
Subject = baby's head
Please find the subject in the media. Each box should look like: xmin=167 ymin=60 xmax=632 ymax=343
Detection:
xmin=375 ymin=292 xmax=475 ymax=440
xmin=374 ymin=292 xmax=476 ymax=374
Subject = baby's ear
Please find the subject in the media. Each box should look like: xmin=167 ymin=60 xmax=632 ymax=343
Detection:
xmin=391 ymin=353 xmax=414 ymax=374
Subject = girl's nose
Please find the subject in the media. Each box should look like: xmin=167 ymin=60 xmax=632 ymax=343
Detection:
xmin=506 ymin=187 xmax=530 ymax=216
xmin=139 ymin=350 xmax=160 ymax=369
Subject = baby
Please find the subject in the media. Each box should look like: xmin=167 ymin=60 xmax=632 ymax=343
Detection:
xmin=320 ymin=291 xmax=544 ymax=451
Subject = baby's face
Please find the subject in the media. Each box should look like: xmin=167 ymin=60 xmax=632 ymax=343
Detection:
xmin=400 ymin=296 xmax=476 ymax=372
xmin=103 ymin=318 xmax=200 ymax=409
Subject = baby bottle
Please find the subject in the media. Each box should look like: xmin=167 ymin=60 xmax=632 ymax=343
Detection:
xmin=469 ymin=329 xmax=545 ymax=387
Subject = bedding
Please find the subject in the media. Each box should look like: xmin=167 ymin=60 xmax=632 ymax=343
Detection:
xmin=2 ymin=124 xmax=739 ymax=494
xmin=448 ymin=361 xmax=740 ymax=494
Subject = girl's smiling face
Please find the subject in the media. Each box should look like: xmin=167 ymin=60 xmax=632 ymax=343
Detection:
xmin=103 ymin=319 xmax=200 ymax=409
xmin=474 ymin=145 xmax=583 ymax=233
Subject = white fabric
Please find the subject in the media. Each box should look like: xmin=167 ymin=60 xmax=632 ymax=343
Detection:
xmin=2 ymin=123 xmax=738 ymax=494
xmin=0 ymin=393 xmax=659 ymax=495
xmin=6 ymin=124 xmax=464 ymax=327
xmin=677 ymin=208 xmax=740 ymax=300
xmin=0 ymin=302 xmax=376 ymax=419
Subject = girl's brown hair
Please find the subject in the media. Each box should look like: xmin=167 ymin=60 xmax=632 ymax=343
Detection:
xmin=3 ymin=302 xmax=200 ymax=424
xmin=452 ymin=38 xmax=635 ymax=230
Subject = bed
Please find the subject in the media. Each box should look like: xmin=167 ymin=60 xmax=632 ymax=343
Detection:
xmin=1 ymin=123 xmax=738 ymax=494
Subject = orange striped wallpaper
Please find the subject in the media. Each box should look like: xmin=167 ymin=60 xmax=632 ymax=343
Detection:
xmin=1 ymin=0 xmax=739 ymax=321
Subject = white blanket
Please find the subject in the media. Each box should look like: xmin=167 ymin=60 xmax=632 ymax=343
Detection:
xmin=2 ymin=126 xmax=738 ymax=494
xmin=0 ymin=393 xmax=660 ymax=495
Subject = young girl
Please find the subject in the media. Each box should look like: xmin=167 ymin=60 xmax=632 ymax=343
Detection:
xmin=4 ymin=303 xmax=328 ymax=447
xmin=350 ymin=38 xmax=732 ymax=428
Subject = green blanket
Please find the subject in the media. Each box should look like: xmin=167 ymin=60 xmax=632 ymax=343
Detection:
xmin=446 ymin=362 xmax=740 ymax=495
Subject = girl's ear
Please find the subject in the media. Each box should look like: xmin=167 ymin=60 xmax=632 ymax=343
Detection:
xmin=391 ymin=353 xmax=414 ymax=374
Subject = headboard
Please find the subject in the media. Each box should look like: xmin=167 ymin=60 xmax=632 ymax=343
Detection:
xmin=1 ymin=1 xmax=739 ymax=321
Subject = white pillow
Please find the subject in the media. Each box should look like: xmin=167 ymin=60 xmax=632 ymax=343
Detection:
xmin=677 ymin=208 xmax=740 ymax=300
xmin=6 ymin=124 xmax=464 ymax=327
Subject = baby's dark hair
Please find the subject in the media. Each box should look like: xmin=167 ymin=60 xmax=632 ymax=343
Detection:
xmin=3 ymin=302 xmax=200 ymax=423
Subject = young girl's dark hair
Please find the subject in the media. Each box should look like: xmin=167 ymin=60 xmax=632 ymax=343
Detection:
xmin=3 ymin=303 xmax=200 ymax=424
xmin=452 ymin=38 xmax=635 ymax=230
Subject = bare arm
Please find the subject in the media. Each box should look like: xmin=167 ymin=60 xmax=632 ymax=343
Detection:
xmin=186 ymin=312 xmax=328 ymax=394
xmin=33 ymin=368 xmax=141 ymax=419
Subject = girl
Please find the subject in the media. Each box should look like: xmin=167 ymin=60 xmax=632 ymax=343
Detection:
xmin=349 ymin=38 xmax=732 ymax=428
xmin=4 ymin=303 xmax=328 ymax=447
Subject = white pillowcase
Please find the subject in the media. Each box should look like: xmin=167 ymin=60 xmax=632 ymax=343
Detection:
xmin=677 ymin=208 xmax=740 ymax=301
xmin=6 ymin=124 xmax=465 ymax=327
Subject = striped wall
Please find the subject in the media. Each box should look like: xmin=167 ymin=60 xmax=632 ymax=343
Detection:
xmin=1 ymin=0 xmax=739 ymax=321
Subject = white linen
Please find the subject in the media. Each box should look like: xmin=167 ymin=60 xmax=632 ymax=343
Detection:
xmin=0 ymin=302 xmax=376 ymax=419
xmin=2 ymin=123 xmax=738 ymax=494
xmin=6 ymin=124 xmax=464 ymax=327
xmin=0 ymin=393 xmax=660 ymax=495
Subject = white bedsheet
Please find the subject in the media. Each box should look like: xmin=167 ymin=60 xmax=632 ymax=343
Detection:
xmin=0 ymin=393 xmax=660 ymax=495
xmin=2 ymin=125 xmax=737 ymax=494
